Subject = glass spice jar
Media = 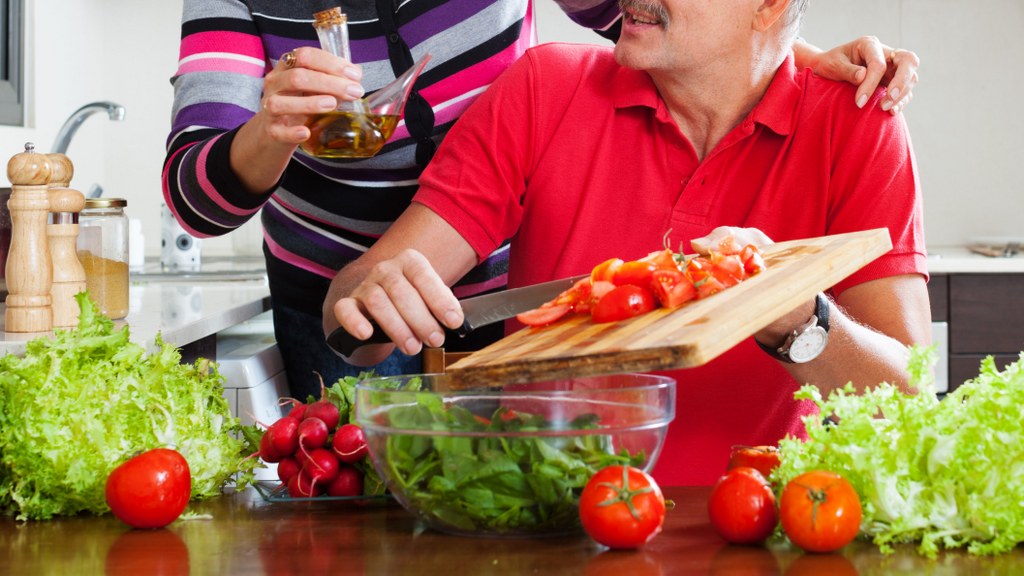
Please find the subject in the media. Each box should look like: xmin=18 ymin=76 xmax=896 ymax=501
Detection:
xmin=77 ymin=198 xmax=129 ymax=319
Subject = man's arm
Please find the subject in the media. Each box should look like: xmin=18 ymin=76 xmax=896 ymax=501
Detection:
xmin=322 ymin=203 xmax=479 ymax=366
xmin=755 ymin=275 xmax=933 ymax=396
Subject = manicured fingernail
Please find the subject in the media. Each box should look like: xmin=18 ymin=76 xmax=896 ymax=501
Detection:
xmin=345 ymin=84 xmax=365 ymax=98
xmin=318 ymin=97 xmax=337 ymax=110
xmin=856 ymin=94 xmax=868 ymax=109
xmin=881 ymin=99 xmax=893 ymax=112
xmin=889 ymin=87 xmax=900 ymax=100
xmin=343 ymin=66 xmax=362 ymax=81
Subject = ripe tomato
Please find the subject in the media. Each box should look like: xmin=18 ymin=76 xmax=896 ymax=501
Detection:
xmin=710 ymin=253 xmax=746 ymax=287
xmin=580 ymin=465 xmax=666 ymax=549
xmin=590 ymin=257 xmax=624 ymax=284
xmin=591 ymin=284 xmax=657 ymax=324
xmin=707 ymin=467 xmax=778 ymax=544
xmin=106 ymin=448 xmax=192 ymax=529
xmin=727 ymin=445 xmax=781 ymax=480
xmin=651 ymin=269 xmax=697 ymax=309
xmin=740 ymin=245 xmax=767 ymax=275
xmin=779 ymin=471 xmax=862 ymax=553
xmin=638 ymin=248 xmax=679 ymax=271
xmin=516 ymin=303 xmax=571 ymax=327
xmin=612 ymin=260 xmax=659 ymax=288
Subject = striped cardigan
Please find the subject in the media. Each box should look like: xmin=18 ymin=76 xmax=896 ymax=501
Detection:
xmin=163 ymin=0 xmax=621 ymax=316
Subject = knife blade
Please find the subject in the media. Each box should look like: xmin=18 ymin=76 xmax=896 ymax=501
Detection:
xmin=325 ymin=274 xmax=588 ymax=357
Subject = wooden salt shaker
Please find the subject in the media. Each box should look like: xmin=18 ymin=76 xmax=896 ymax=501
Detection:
xmin=4 ymin=143 xmax=53 ymax=332
xmin=46 ymin=153 xmax=87 ymax=328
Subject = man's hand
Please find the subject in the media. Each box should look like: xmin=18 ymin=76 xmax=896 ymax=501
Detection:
xmin=329 ymin=249 xmax=464 ymax=363
xmin=795 ymin=36 xmax=920 ymax=115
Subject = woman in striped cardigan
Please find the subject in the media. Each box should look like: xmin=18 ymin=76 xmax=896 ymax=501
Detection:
xmin=163 ymin=0 xmax=919 ymax=399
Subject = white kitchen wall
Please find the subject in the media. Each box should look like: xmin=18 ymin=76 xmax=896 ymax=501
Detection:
xmin=1 ymin=1 xmax=1021 ymax=257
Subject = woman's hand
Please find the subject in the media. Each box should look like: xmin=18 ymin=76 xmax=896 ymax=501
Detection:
xmin=231 ymin=48 xmax=365 ymax=193
xmin=794 ymin=36 xmax=920 ymax=115
xmin=258 ymin=47 xmax=365 ymax=145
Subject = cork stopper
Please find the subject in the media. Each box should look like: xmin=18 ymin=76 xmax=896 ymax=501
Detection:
xmin=7 ymin=143 xmax=52 ymax=186
xmin=314 ymin=7 xmax=346 ymax=27
xmin=49 ymin=188 xmax=86 ymax=214
xmin=46 ymin=153 xmax=75 ymax=188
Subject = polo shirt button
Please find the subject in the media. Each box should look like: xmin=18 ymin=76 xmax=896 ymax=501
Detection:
xmin=388 ymin=33 xmax=401 ymax=44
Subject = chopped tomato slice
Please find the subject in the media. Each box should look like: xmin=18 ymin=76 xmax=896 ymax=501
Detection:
xmin=740 ymin=245 xmax=767 ymax=275
xmin=590 ymin=258 xmax=624 ymax=284
xmin=516 ymin=303 xmax=572 ymax=327
xmin=684 ymin=256 xmax=713 ymax=284
xmin=639 ymin=248 xmax=680 ymax=271
xmin=612 ymin=260 xmax=659 ymax=288
xmin=589 ymin=280 xmax=616 ymax=305
xmin=695 ymin=276 xmax=727 ymax=298
xmin=553 ymin=279 xmax=593 ymax=311
xmin=591 ymin=285 xmax=657 ymax=324
xmin=651 ymin=269 xmax=697 ymax=308
xmin=710 ymin=253 xmax=746 ymax=287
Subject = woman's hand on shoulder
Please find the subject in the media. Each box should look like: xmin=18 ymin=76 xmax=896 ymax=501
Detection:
xmin=795 ymin=36 xmax=919 ymax=116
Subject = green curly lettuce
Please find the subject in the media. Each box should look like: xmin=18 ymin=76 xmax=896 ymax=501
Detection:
xmin=774 ymin=346 xmax=1024 ymax=557
xmin=0 ymin=294 xmax=258 ymax=520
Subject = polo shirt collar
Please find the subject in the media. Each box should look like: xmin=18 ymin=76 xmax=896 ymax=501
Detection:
xmin=611 ymin=53 xmax=802 ymax=137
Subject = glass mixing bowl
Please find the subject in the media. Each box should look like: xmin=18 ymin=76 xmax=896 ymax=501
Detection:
xmin=354 ymin=372 xmax=675 ymax=537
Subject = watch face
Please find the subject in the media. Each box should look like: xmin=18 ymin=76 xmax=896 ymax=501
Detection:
xmin=788 ymin=326 xmax=828 ymax=363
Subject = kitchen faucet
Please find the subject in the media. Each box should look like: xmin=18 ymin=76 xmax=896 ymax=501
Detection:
xmin=50 ymin=101 xmax=126 ymax=197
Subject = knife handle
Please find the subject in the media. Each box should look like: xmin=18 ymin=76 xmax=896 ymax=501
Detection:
xmin=326 ymin=322 xmax=470 ymax=357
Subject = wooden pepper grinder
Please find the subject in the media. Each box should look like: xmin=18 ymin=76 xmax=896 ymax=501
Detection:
xmin=46 ymin=153 xmax=87 ymax=328
xmin=4 ymin=143 xmax=53 ymax=332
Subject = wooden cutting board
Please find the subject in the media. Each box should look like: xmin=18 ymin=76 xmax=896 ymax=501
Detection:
xmin=443 ymin=228 xmax=892 ymax=388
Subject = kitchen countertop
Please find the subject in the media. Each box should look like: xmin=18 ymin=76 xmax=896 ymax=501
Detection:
xmin=0 ymin=257 xmax=270 ymax=358
xmin=2 ymin=485 xmax=1020 ymax=575
xmin=927 ymin=245 xmax=1024 ymax=274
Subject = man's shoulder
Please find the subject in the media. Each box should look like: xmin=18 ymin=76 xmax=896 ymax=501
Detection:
xmin=523 ymin=42 xmax=618 ymax=75
xmin=798 ymin=69 xmax=889 ymax=122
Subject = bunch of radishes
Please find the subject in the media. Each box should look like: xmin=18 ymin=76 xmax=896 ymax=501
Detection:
xmin=258 ymin=394 xmax=371 ymax=498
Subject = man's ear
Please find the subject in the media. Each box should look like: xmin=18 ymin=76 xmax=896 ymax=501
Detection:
xmin=753 ymin=0 xmax=793 ymax=32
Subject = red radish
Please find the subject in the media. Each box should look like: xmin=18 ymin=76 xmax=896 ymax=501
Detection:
xmin=304 ymin=400 xmax=340 ymax=430
xmin=296 ymin=417 xmax=329 ymax=464
xmin=264 ymin=417 xmax=300 ymax=459
xmin=277 ymin=456 xmax=301 ymax=485
xmin=303 ymin=448 xmax=340 ymax=485
xmin=332 ymin=423 xmax=369 ymax=463
xmin=259 ymin=431 xmax=284 ymax=463
xmin=326 ymin=466 xmax=364 ymax=498
xmin=287 ymin=470 xmax=324 ymax=498
xmin=281 ymin=398 xmax=307 ymax=421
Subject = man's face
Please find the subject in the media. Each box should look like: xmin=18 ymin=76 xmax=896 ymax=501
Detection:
xmin=614 ymin=0 xmax=752 ymax=74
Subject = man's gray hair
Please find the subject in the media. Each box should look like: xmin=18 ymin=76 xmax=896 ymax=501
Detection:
xmin=784 ymin=0 xmax=810 ymax=37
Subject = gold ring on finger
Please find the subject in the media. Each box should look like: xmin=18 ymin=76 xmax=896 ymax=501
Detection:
xmin=281 ymin=50 xmax=297 ymax=69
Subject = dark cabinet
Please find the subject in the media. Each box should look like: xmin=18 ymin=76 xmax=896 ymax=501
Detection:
xmin=930 ymin=273 xmax=1024 ymax=391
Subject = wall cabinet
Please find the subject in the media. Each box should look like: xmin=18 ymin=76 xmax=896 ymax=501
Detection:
xmin=928 ymin=274 xmax=1024 ymax=391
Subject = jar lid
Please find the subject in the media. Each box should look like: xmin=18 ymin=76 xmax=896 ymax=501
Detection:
xmin=84 ymin=198 xmax=127 ymax=208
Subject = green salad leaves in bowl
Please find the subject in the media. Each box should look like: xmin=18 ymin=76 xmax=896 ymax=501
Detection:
xmin=354 ymin=372 xmax=675 ymax=537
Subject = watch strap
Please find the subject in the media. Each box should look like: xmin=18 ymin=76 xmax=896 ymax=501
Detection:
xmin=757 ymin=293 xmax=830 ymax=363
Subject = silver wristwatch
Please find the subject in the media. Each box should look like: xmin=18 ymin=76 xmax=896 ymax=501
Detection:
xmin=759 ymin=293 xmax=830 ymax=363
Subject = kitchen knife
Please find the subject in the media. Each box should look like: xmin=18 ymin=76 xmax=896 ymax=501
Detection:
xmin=325 ymin=274 xmax=588 ymax=357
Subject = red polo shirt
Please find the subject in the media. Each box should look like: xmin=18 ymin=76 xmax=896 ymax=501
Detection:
xmin=416 ymin=43 xmax=927 ymax=485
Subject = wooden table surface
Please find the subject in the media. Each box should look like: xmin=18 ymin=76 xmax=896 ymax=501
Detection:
xmin=1 ymin=486 xmax=1020 ymax=575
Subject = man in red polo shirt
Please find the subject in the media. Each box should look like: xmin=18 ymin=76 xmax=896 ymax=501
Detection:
xmin=323 ymin=0 xmax=933 ymax=485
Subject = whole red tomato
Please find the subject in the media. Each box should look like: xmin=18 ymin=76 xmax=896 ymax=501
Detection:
xmin=579 ymin=465 xmax=666 ymax=549
xmin=106 ymin=448 xmax=192 ymax=529
xmin=727 ymin=445 xmax=781 ymax=480
xmin=707 ymin=467 xmax=778 ymax=544
xmin=779 ymin=471 xmax=862 ymax=553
